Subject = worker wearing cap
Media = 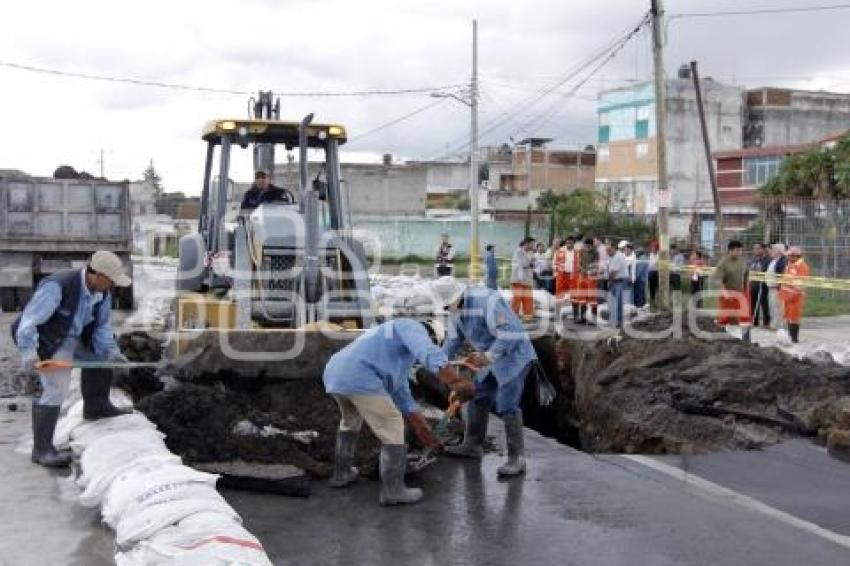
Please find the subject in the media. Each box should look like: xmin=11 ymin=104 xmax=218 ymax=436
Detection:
xmin=779 ymin=246 xmax=810 ymax=343
xmin=323 ymin=317 xmax=472 ymax=505
xmin=435 ymin=233 xmax=455 ymax=277
xmin=712 ymin=240 xmax=752 ymax=342
xmin=12 ymin=251 xmax=133 ymax=467
xmin=608 ymin=241 xmax=630 ymax=329
xmin=431 ymin=277 xmax=538 ymax=477
xmin=239 ymin=169 xmax=293 ymax=210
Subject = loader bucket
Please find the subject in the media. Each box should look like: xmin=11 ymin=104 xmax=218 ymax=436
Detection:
xmin=172 ymin=326 xmax=364 ymax=381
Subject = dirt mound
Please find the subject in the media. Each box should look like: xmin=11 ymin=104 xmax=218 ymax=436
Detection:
xmin=136 ymin=380 xmax=384 ymax=478
xmin=558 ymin=313 xmax=850 ymax=454
xmin=117 ymin=331 xmax=164 ymax=402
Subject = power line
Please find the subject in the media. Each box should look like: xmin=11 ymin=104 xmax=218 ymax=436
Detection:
xmin=669 ymin=3 xmax=850 ymax=20
xmin=0 ymin=59 xmax=464 ymax=97
xmin=348 ymin=98 xmax=448 ymax=143
xmin=431 ymin=12 xmax=650 ymax=160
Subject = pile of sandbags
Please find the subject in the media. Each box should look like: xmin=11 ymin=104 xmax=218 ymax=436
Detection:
xmin=55 ymin=375 xmax=273 ymax=565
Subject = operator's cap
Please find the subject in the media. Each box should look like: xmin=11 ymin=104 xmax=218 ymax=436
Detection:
xmin=788 ymin=246 xmax=803 ymax=256
xmin=617 ymin=240 xmax=629 ymax=249
xmin=430 ymin=276 xmax=465 ymax=310
xmin=89 ymin=251 xmax=131 ymax=287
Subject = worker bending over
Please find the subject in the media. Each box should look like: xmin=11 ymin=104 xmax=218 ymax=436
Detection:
xmin=432 ymin=278 xmax=538 ymax=477
xmin=323 ymin=318 xmax=472 ymax=506
xmin=12 ymin=251 xmax=133 ymax=467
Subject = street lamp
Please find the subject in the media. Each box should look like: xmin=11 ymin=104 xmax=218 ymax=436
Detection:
xmin=430 ymin=20 xmax=480 ymax=282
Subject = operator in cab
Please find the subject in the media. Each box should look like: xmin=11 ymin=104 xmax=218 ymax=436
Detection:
xmin=239 ymin=169 xmax=294 ymax=210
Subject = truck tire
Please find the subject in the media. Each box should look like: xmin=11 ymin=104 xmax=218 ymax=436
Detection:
xmin=0 ymin=288 xmax=16 ymax=312
xmin=15 ymin=287 xmax=33 ymax=310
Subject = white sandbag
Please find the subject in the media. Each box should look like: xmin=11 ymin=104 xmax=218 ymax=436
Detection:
xmin=115 ymin=512 xmax=272 ymax=566
xmin=70 ymin=413 xmax=158 ymax=453
xmin=103 ymin=463 xmax=219 ymax=527
xmin=78 ymin=453 xmax=182 ymax=508
xmin=79 ymin=429 xmax=171 ymax=484
xmin=54 ymin=399 xmax=85 ymax=450
xmin=116 ymin=496 xmax=240 ymax=549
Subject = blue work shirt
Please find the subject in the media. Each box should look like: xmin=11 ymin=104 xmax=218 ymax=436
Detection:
xmin=323 ymin=319 xmax=448 ymax=416
xmin=443 ymin=286 xmax=537 ymax=385
xmin=15 ymin=269 xmax=119 ymax=358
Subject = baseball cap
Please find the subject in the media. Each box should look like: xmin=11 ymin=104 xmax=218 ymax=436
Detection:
xmin=430 ymin=276 xmax=465 ymax=310
xmin=89 ymin=251 xmax=131 ymax=287
xmin=617 ymin=240 xmax=629 ymax=249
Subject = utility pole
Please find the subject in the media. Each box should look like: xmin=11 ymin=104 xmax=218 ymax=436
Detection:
xmin=469 ymin=19 xmax=480 ymax=283
xmin=97 ymin=148 xmax=105 ymax=179
xmin=690 ymin=60 xmax=726 ymax=254
xmin=651 ymin=0 xmax=671 ymax=310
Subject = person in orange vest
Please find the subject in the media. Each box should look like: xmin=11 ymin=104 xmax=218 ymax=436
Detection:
xmin=553 ymin=236 xmax=580 ymax=318
xmin=779 ymin=246 xmax=810 ymax=343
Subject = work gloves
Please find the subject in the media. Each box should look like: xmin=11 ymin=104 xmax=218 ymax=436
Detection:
xmin=21 ymin=350 xmax=40 ymax=379
xmin=405 ymin=412 xmax=442 ymax=449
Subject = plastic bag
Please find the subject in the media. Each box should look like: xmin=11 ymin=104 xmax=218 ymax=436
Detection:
xmin=530 ymin=362 xmax=557 ymax=407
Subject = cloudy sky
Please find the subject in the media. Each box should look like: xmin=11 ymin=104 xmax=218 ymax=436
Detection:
xmin=1 ymin=0 xmax=849 ymax=194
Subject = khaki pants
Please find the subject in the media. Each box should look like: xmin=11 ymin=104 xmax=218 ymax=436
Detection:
xmin=332 ymin=394 xmax=405 ymax=445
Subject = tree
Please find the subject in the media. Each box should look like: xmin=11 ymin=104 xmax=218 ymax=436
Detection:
xmin=759 ymin=132 xmax=850 ymax=199
xmin=143 ymin=159 xmax=164 ymax=198
xmin=543 ymin=188 xmax=653 ymax=245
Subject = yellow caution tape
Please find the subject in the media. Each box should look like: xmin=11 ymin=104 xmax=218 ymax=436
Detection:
xmin=656 ymin=260 xmax=850 ymax=292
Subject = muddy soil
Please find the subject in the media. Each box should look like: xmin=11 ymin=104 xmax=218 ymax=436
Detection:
xmin=556 ymin=314 xmax=850 ymax=454
xmin=136 ymin=380 xmax=390 ymax=478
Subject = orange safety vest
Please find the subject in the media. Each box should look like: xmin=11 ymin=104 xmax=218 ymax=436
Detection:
xmin=780 ymin=258 xmax=810 ymax=300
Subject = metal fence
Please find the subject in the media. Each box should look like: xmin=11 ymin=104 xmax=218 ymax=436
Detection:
xmin=735 ymin=197 xmax=850 ymax=279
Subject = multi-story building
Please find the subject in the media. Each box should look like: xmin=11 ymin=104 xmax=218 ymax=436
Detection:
xmin=594 ymin=72 xmax=744 ymax=236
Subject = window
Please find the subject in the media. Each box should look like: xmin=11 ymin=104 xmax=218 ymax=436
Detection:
xmin=598 ymin=146 xmax=610 ymax=163
xmin=744 ymin=156 xmax=782 ymax=185
xmin=635 ymin=119 xmax=649 ymax=139
xmin=598 ymin=125 xmax=610 ymax=144
xmin=635 ymin=142 xmax=648 ymax=159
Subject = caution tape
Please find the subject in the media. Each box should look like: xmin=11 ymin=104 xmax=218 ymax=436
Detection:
xmin=656 ymin=260 xmax=850 ymax=292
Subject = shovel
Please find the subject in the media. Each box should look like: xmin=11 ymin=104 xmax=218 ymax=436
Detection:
xmin=34 ymin=349 xmax=202 ymax=374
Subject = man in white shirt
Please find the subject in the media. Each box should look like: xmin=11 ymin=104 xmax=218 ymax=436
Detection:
xmin=608 ymin=241 xmax=630 ymax=328
xmin=510 ymin=237 xmax=536 ymax=320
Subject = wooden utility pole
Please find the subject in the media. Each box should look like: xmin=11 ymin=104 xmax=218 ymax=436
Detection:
xmin=469 ymin=19 xmax=481 ymax=282
xmin=651 ymin=0 xmax=671 ymax=310
xmin=690 ymin=60 xmax=726 ymax=254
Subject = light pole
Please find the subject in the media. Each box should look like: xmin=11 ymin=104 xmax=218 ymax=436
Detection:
xmin=431 ymin=19 xmax=480 ymax=282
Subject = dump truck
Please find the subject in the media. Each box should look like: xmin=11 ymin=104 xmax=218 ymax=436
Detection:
xmin=0 ymin=173 xmax=134 ymax=312
xmin=174 ymin=93 xmax=373 ymax=380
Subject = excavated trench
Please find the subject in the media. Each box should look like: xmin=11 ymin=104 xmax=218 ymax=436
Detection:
xmin=120 ymin=314 xmax=850 ymax=484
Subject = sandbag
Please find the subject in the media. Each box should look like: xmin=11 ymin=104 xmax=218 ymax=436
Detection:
xmin=103 ymin=463 xmax=219 ymax=527
xmin=78 ymin=453 xmax=182 ymax=508
xmin=70 ymin=413 xmax=158 ymax=453
xmin=115 ymin=512 xmax=272 ymax=566
xmin=115 ymin=497 xmax=240 ymax=549
xmin=79 ymin=429 xmax=171 ymax=485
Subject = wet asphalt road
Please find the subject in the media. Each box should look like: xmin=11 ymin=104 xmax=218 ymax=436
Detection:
xmin=226 ymin=423 xmax=850 ymax=566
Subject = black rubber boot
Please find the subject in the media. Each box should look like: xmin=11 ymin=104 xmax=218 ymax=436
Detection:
xmin=572 ymin=303 xmax=580 ymax=322
xmin=579 ymin=305 xmax=588 ymax=324
xmin=31 ymin=404 xmax=72 ymax=467
xmin=789 ymin=324 xmax=800 ymax=343
xmin=328 ymin=430 xmax=359 ymax=488
xmin=444 ymin=401 xmax=490 ymax=459
xmin=378 ymin=445 xmax=423 ymax=506
xmin=81 ymin=368 xmax=132 ymax=420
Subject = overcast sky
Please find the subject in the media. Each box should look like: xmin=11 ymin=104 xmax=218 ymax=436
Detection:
xmin=1 ymin=0 xmax=849 ymax=194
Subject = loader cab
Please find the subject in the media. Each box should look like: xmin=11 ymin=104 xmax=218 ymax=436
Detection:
xmin=177 ymin=116 xmax=373 ymax=332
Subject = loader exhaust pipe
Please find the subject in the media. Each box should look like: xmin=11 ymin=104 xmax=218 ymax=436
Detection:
xmin=299 ymin=114 xmax=321 ymax=316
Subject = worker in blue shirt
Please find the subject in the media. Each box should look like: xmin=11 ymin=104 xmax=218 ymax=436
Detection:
xmin=323 ymin=318 xmax=472 ymax=505
xmin=431 ymin=278 xmax=537 ymax=477
xmin=12 ymin=251 xmax=133 ymax=467
xmin=484 ymin=243 xmax=499 ymax=290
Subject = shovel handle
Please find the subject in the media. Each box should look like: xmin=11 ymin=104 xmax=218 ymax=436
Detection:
xmin=35 ymin=359 xmax=73 ymax=372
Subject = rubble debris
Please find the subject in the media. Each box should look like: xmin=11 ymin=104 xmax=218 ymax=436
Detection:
xmin=553 ymin=313 xmax=850 ymax=456
xmin=116 ymin=331 xmax=164 ymax=402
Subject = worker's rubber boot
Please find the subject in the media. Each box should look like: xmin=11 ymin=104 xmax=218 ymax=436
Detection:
xmin=444 ymin=401 xmax=490 ymax=459
xmin=81 ymin=368 xmax=132 ymax=420
xmin=31 ymin=404 xmax=72 ymax=468
xmin=579 ymin=305 xmax=588 ymax=324
xmin=378 ymin=444 xmax=423 ymax=506
xmin=789 ymin=324 xmax=800 ymax=343
xmin=742 ymin=327 xmax=752 ymax=344
xmin=328 ymin=430 xmax=359 ymax=488
xmin=572 ymin=303 xmax=580 ymax=323
xmin=497 ymin=411 xmax=526 ymax=477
